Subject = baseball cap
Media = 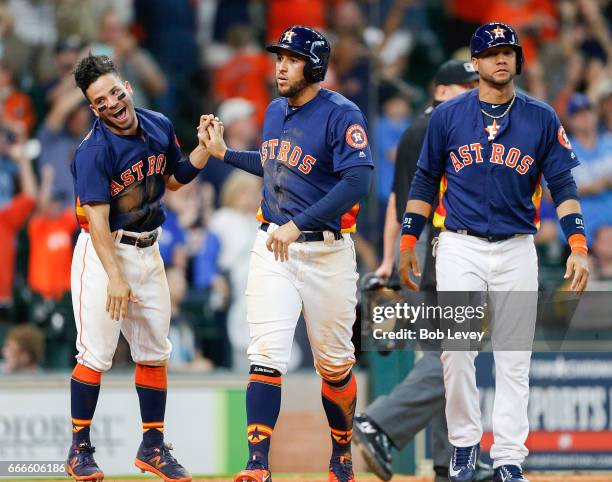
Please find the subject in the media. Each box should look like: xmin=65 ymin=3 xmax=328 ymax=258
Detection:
xmin=567 ymin=93 xmax=592 ymax=116
xmin=434 ymin=60 xmax=479 ymax=86
xmin=218 ymin=98 xmax=255 ymax=125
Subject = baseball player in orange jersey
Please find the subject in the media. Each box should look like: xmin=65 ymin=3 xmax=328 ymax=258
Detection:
xmin=399 ymin=22 xmax=589 ymax=482
xmin=67 ymin=54 xmax=215 ymax=482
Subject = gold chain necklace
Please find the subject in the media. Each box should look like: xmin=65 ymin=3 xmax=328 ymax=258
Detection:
xmin=480 ymin=93 xmax=516 ymax=119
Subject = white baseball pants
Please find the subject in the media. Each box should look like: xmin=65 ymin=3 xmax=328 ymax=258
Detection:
xmin=436 ymin=230 xmax=538 ymax=468
xmin=246 ymin=224 xmax=358 ymax=381
xmin=71 ymin=230 xmax=172 ymax=372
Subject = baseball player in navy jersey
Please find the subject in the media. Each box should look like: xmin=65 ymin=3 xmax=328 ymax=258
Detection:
xmin=399 ymin=23 xmax=589 ymax=482
xmin=67 ymin=54 xmax=214 ymax=482
xmin=202 ymin=26 xmax=373 ymax=482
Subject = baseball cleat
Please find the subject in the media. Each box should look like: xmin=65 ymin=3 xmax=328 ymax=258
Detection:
xmin=328 ymin=455 xmax=355 ymax=482
xmin=66 ymin=441 xmax=104 ymax=481
xmin=492 ymin=465 xmax=528 ymax=482
xmin=449 ymin=443 xmax=479 ymax=482
xmin=233 ymin=460 xmax=272 ymax=482
xmin=353 ymin=413 xmax=392 ymax=481
xmin=134 ymin=442 xmax=191 ymax=482
xmin=474 ymin=458 xmax=494 ymax=481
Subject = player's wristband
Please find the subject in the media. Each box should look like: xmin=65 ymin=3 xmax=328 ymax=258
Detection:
xmin=173 ymin=157 xmax=201 ymax=184
xmin=560 ymin=213 xmax=587 ymax=254
xmin=399 ymin=212 xmax=426 ymax=252
xmin=400 ymin=234 xmax=417 ymax=252
xmin=568 ymin=234 xmax=588 ymax=254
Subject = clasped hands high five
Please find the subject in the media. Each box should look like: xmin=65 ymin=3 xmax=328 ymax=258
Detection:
xmin=197 ymin=114 xmax=227 ymax=160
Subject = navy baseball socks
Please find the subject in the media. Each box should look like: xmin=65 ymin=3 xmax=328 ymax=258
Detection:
xmin=134 ymin=364 xmax=191 ymax=482
xmin=322 ymin=371 xmax=357 ymax=482
xmin=234 ymin=365 xmax=281 ymax=482
xmin=68 ymin=363 xmax=104 ymax=481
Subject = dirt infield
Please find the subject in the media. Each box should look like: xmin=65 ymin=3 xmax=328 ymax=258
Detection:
xmin=15 ymin=474 xmax=612 ymax=482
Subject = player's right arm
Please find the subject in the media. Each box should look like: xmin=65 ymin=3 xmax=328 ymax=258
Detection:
xmin=83 ymin=202 xmax=138 ymax=321
xmin=203 ymin=121 xmax=264 ymax=177
xmin=72 ymin=144 xmax=137 ymax=321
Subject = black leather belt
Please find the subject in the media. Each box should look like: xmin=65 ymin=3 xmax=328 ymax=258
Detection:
xmin=119 ymin=230 xmax=159 ymax=248
xmin=260 ymin=223 xmax=342 ymax=242
xmin=446 ymin=228 xmax=515 ymax=242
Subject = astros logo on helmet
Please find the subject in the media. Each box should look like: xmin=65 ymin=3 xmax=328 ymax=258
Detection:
xmin=470 ymin=21 xmax=524 ymax=74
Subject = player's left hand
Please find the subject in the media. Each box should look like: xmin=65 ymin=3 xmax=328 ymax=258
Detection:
xmin=266 ymin=221 xmax=301 ymax=262
xmin=564 ymin=252 xmax=589 ymax=293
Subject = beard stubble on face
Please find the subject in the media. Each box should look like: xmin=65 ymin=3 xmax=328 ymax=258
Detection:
xmin=277 ymin=77 xmax=309 ymax=99
xmin=479 ymin=70 xmax=514 ymax=87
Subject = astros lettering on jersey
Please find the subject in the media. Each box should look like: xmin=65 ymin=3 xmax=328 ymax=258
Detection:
xmin=256 ymin=89 xmax=373 ymax=233
xmin=419 ymin=90 xmax=579 ymax=236
xmin=72 ymin=108 xmax=182 ymax=233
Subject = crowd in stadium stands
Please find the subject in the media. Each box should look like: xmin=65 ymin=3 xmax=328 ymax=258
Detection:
xmin=0 ymin=0 xmax=610 ymax=373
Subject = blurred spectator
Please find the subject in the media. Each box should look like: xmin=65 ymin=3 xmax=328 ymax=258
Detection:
xmin=54 ymin=0 xmax=113 ymax=44
xmin=0 ymin=130 xmax=18 ymax=206
xmin=211 ymin=0 xmax=252 ymax=44
xmin=218 ymin=97 xmax=259 ymax=150
xmin=330 ymin=32 xmax=371 ymax=112
xmin=213 ymin=24 xmax=273 ymax=127
xmin=167 ymin=266 xmax=214 ymax=372
xmin=481 ymin=0 xmax=557 ymax=72
xmin=159 ymin=206 xmax=187 ymax=267
xmin=42 ymin=34 xmax=85 ymax=107
xmin=598 ymin=80 xmax=612 ymax=134
xmin=374 ymin=87 xmax=410 ymax=206
xmin=36 ymin=86 xmax=90 ymax=207
xmin=200 ymin=97 xmax=258 ymax=199
xmin=0 ymin=61 xmax=36 ymax=136
xmin=2 ymin=0 xmax=57 ymax=83
xmin=566 ymin=93 xmax=612 ymax=243
xmin=208 ymin=170 xmax=261 ymax=370
xmin=93 ymin=8 xmax=167 ymax=109
xmin=590 ymin=225 xmax=612 ymax=281
xmin=266 ymin=0 xmax=332 ymax=44
xmin=0 ymin=142 xmax=36 ymax=308
xmin=133 ymin=0 xmax=197 ymax=88
xmin=555 ymin=0 xmax=611 ymax=111
xmin=1 ymin=323 xmax=45 ymax=373
xmin=27 ymin=165 xmax=77 ymax=301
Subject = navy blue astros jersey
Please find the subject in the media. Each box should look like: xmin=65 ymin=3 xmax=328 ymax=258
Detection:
xmin=257 ymin=88 xmax=374 ymax=232
xmin=418 ymin=90 xmax=579 ymax=236
xmin=72 ymin=108 xmax=182 ymax=232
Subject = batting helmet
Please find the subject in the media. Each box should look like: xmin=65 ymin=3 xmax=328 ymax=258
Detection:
xmin=470 ymin=22 xmax=524 ymax=74
xmin=266 ymin=26 xmax=331 ymax=83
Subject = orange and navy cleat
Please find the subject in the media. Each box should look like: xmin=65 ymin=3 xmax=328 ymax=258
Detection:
xmin=328 ymin=455 xmax=356 ymax=482
xmin=134 ymin=442 xmax=191 ymax=482
xmin=66 ymin=442 xmax=104 ymax=481
xmin=234 ymin=460 xmax=272 ymax=482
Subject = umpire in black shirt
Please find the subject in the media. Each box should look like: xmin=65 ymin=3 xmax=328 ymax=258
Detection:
xmin=354 ymin=61 xmax=494 ymax=482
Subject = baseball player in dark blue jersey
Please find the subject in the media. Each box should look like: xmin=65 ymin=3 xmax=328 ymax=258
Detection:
xmin=67 ymin=54 xmax=213 ymax=482
xmin=398 ymin=23 xmax=589 ymax=482
xmin=202 ymin=26 xmax=373 ymax=482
